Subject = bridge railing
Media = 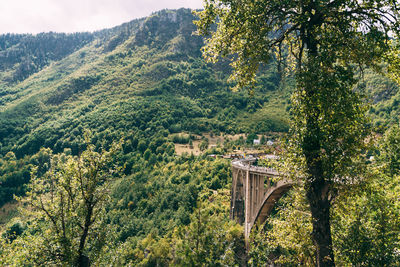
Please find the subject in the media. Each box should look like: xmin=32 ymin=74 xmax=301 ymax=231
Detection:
xmin=232 ymin=159 xmax=279 ymax=175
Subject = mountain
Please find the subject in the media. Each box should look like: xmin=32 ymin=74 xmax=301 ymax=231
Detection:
xmin=0 ymin=8 xmax=289 ymax=208
xmin=0 ymin=7 xmax=397 ymax=211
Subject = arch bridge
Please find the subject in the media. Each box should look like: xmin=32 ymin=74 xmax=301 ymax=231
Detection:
xmin=230 ymin=158 xmax=294 ymax=239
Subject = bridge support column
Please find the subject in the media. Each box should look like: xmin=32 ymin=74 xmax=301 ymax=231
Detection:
xmin=244 ymin=167 xmax=250 ymax=241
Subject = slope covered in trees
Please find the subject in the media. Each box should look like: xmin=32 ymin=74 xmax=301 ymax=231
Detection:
xmin=0 ymin=8 xmax=399 ymax=266
xmin=0 ymin=9 xmax=289 ymax=207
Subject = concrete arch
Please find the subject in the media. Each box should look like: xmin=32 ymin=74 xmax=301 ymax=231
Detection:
xmin=249 ymin=179 xmax=294 ymax=231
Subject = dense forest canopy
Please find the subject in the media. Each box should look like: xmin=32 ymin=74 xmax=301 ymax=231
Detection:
xmin=0 ymin=7 xmax=399 ymax=266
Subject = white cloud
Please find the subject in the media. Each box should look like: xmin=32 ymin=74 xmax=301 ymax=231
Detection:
xmin=0 ymin=0 xmax=204 ymax=34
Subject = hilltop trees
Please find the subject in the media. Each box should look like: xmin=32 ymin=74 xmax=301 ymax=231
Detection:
xmin=195 ymin=1 xmax=399 ymax=265
xmin=0 ymin=32 xmax=94 ymax=82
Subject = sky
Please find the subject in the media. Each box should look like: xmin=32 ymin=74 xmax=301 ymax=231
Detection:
xmin=0 ymin=0 xmax=204 ymax=34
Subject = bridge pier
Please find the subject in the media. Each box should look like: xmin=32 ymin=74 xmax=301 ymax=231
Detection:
xmin=244 ymin=168 xmax=250 ymax=239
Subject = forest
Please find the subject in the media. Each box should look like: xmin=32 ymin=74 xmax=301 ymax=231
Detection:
xmin=0 ymin=5 xmax=399 ymax=266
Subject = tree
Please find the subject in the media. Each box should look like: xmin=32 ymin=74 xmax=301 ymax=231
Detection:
xmin=332 ymin=127 xmax=400 ymax=265
xmin=174 ymin=204 xmax=243 ymax=266
xmin=379 ymin=126 xmax=400 ymax=176
xmin=199 ymin=138 xmax=209 ymax=151
xmin=248 ymin=188 xmax=314 ymax=266
xmin=246 ymin=132 xmax=258 ymax=145
xmin=195 ymin=1 xmax=399 ymax=266
xmin=16 ymin=137 xmax=122 ymax=266
xmin=189 ymin=139 xmax=194 ymax=149
xmin=332 ymin=175 xmax=400 ymax=266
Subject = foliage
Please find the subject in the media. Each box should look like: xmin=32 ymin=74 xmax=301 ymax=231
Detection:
xmin=0 ymin=148 xmax=52 ymax=206
xmin=332 ymin=127 xmax=400 ymax=266
xmin=199 ymin=138 xmax=209 ymax=151
xmin=173 ymin=199 xmax=244 ymax=266
xmin=251 ymin=127 xmax=400 ymax=266
xmin=0 ymin=9 xmax=290 ymax=209
xmin=333 ymin=177 xmax=400 ymax=266
xmin=115 ymin=188 xmax=245 ymax=267
xmin=248 ymin=187 xmax=315 ymax=266
xmin=2 ymin=137 xmax=122 ymax=266
xmin=0 ymin=32 xmax=94 ymax=83
xmin=378 ymin=126 xmax=400 ymax=176
xmin=107 ymin=155 xmax=231 ymax=244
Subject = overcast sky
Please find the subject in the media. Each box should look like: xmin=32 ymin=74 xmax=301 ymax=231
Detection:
xmin=0 ymin=0 xmax=204 ymax=34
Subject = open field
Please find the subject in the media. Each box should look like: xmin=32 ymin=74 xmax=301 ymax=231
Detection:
xmin=0 ymin=201 xmax=19 ymax=227
xmin=173 ymin=132 xmax=280 ymax=155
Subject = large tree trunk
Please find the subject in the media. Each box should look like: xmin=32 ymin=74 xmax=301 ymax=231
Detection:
xmin=300 ymin=25 xmax=336 ymax=263
xmin=303 ymin=111 xmax=335 ymax=266
xmin=306 ymin=177 xmax=335 ymax=266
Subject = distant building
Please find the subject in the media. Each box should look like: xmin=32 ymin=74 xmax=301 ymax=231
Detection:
xmin=264 ymin=154 xmax=279 ymax=160
xmin=208 ymin=154 xmax=222 ymax=158
xmin=267 ymin=140 xmax=274 ymax=146
xmin=253 ymin=139 xmax=261 ymax=145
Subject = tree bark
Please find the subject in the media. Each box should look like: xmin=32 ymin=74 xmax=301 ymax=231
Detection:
xmin=301 ymin=18 xmax=336 ymax=264
xmin=75 ymin=203 xmax=94 ymax=267
xmin=302 ymin=98 xmax=335 ymax=267
xmin=306 ymin=177 xmax=335 ymax=267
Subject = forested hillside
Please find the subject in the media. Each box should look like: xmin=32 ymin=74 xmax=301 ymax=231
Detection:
xmin=0 ymin=8 xmax=399 ymax=266
xmin=0 ymin=9 xmax=290 ymax=208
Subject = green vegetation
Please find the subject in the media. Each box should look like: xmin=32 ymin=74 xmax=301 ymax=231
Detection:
xmin=0 ymin=7 xmax=399 ymax=266
xmin=10 ymin=137 xmax=121 ymax=266
xmin=0 ymin=9 xmax=289 ymax=208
